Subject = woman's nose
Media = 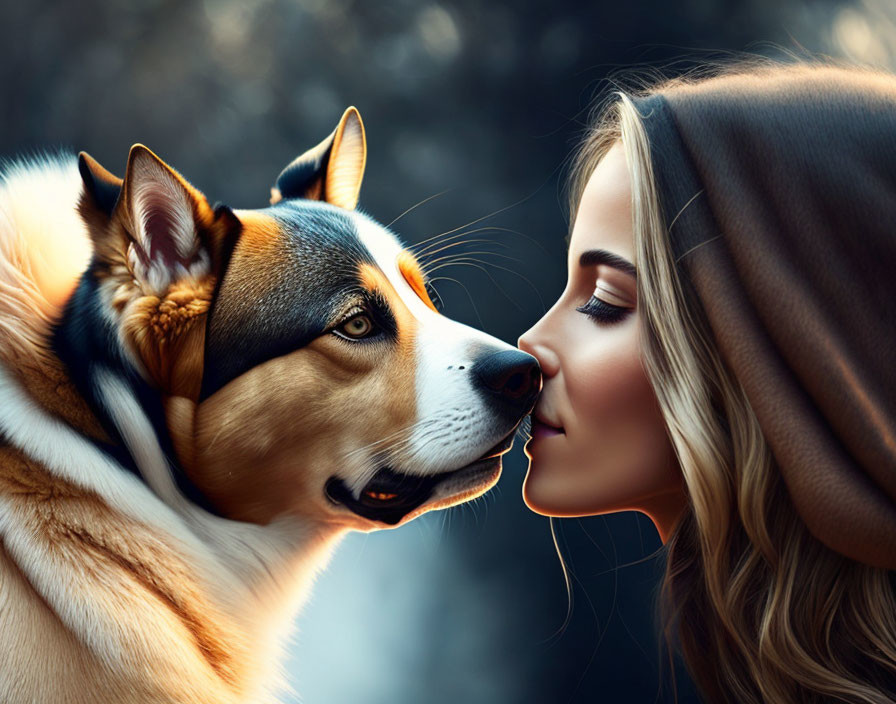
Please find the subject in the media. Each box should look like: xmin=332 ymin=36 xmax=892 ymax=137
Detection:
xmin=518 ymin=325 xmax=560 ymax=378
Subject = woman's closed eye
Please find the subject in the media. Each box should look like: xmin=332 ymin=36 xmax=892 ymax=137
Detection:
xmin=575 ymin=283 xmax=632 ymax=325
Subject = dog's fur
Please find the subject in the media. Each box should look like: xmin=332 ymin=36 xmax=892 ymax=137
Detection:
xmin=0 ymin=108 xmax=539 ymax=703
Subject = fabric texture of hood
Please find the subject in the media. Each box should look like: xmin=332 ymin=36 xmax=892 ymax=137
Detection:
xmin=633 ymin=65 xmax=896 ymax=569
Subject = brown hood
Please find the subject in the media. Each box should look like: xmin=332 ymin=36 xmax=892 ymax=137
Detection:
xmin=635 ymin=64 xmax=896 ymax=569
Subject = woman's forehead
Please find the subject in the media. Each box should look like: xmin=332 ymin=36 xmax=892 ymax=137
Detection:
xmin=568 ymin=141 xmax=635 ymax=267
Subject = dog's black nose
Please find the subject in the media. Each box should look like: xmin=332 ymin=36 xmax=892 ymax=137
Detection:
xmin=472 ymin=349 xmax=541 ymax=414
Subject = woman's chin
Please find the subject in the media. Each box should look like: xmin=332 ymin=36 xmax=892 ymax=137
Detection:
xmin=522 ymin=434 xmax=583 ymax=516
xmin=522 ymin=463 xmax=585 ymax=517
xmin=522 ymin=456 xmax=628 ymax=518
xmin=521 ymin=476 xmax=554 ymax=516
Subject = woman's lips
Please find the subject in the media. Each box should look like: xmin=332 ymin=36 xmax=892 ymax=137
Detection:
xmin=530 ymin=417 xmax=564 ymax=441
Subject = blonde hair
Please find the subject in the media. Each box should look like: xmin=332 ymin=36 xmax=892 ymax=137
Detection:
xmin=567 ymin=64 xmax=896 ymax=703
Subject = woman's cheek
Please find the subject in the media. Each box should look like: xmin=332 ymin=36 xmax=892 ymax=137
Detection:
xmin=563 ymin=326 xmax=676 ymax=506
xmin=564 ymin=326 xmax=642 ymax=441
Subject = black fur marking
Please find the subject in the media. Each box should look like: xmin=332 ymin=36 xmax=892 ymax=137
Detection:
xmin=77 ymin=156 xmax=121 ymax=216
xmin=199 ymin=202 xmax=243 ymax=381
xmin=324 ymin=469 xmax=442 ymax=525
xmin=325 ymin=452 xmax=507 ymax=525
xmin=200 ymin=202 xmax=387 ymax=399
xmin=359 ymin=290 xmax=398 ymax=342
xmin=51 ymin=266 xmax=222 ymax=515
xmin=274 ymin=133 xmax=333 ymax=201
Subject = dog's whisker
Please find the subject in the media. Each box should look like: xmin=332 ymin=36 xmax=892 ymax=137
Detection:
xmin=386 ymin=188 xmax=454 ymax=228
xmin=426 ymin=259 xmax=547 ymax=314
xmin=343 ymin=429 xmax=409 ymax=458
xmin=390 ymin=425 xmax=454 ymax=466
xmin=422 ymin=247 xmax=522 ymax=264
xmin=349 ymin=415 xmax=448 ymax=461
xmin=342 ymin=418 xmax=443 ymax=460
xmin=425 ymin=257 xmax=510 ymax=276
xmin=426 ymin=282 xmax=446 ymax=310
xmin=426 ymin=259 xmax=529 ymax=313
xmin=344 ymin=434 xmax=395 ymax=454
xmin=454 ymin=224 xmax=554 ymax=260
xmin=416 ymin=237 xmax=510 ymax=262
xmin=410 ymin=220 xmax=491 ymax=252
xmin=425 ymin=253 xmax=528 ymax=274
xmin=412 ymin=231 xmax=481 ymax=259
xmin=413 ymin=223 xmax=542 ymax=259
xmin=407 ymin=190 xmax=536 ymax=254
xmin=413 ymin=228 xmax=508 ymax=258
xmin=420 ymin=251 xmax=512 ymax=278
xmin=419 ymin=250 xmax=523 ymax=275
xmin=413 ymin=226 xmax=515 ymax=258
xmin=427 ymin=275 xmax=486 ymax=329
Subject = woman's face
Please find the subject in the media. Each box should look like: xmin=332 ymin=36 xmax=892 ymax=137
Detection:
xmin=518 ymin=141 xmax=684 ymax=537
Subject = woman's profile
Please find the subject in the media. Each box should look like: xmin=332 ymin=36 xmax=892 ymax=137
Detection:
xmin=519 ymin=58 xmax=896 ymax=702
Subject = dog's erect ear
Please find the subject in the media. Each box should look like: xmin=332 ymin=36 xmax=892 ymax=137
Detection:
xmin=78 ymin=152 xmax=123 ymax=217
xmin=271 ymin=106 xmax=367 ymax=209
xmin=116 ymin=144 xmax=215 ymax=295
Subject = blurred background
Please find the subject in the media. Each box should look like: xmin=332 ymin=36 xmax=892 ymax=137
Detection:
xmin=2 ymin=0 xmax=894 ymax=702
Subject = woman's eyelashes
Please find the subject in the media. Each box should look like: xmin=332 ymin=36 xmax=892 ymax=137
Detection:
xmin=575 ymin=293 xmax=631 ymax=325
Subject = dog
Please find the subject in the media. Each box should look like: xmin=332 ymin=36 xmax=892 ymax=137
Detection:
xmin=0 ymin=107 xmax=540 ymax=704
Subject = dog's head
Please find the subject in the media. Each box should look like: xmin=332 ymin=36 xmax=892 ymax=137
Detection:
xmin=76 ymin=108 xmax=540 ymax=530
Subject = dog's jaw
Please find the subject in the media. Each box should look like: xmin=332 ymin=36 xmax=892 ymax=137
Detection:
xmin=323 ymin=424 xmax=518 ymax=527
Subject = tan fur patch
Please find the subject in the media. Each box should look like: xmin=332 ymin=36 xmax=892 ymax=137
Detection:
xmin=0 ymin=444 xmax=248 ymax=699
xmin=122 ymin=279 xmax=215 ymax=399
xmin=396 ymin=250 xmax=438 ymax=312
xmin=226 ymin=210 xmax=283 ymax=254
xmin=0 ymin=158 xmax=109 ymax=441
xmin=5 ymin=360 xmax=110 ymax=443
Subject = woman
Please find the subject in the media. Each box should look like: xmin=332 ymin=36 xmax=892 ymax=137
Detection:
xmin=518 ymin=59 xmax=896 ymax=703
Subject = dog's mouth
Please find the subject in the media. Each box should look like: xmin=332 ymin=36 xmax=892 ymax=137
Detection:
xmin=325 ymin=432 xmax=515 ymax=525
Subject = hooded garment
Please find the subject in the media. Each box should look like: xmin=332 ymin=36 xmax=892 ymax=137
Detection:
xmin=633 ymin=64 xmax=896 ymax=570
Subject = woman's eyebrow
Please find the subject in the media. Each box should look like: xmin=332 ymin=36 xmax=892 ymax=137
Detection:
xmin=578 ymin=249 xmax=637 ymax=278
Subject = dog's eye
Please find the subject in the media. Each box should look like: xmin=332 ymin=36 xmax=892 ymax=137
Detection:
xmin=335 ymin=314 xmax=375 ymax=340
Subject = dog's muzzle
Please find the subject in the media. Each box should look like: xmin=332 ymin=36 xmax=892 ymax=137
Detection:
xmin=324 ymin=430 xmax=516 ymax=525
xmin=326 ymin=348 xmax=540 ymax=525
